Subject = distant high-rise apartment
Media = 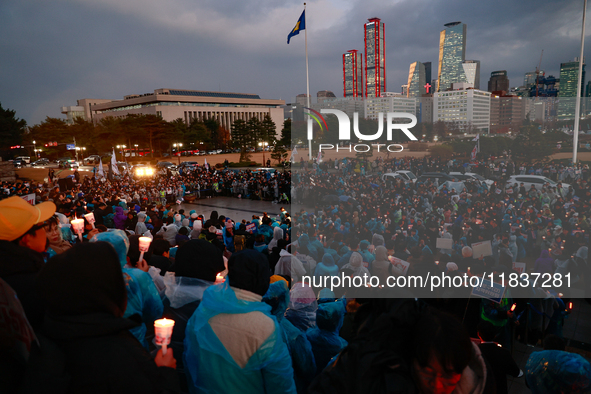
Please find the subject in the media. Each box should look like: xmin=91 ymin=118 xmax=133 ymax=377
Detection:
xmin=462 ymin=60 xmax=480 ymax=89
xmin=343 ymin=50 xmax=363 ymax=97
xmin=524 ymin=71 xmax=543 ymax=89
xmin=434 ymin=89 xmax=491 ymax=132
xmin=558 ymin=57 xmax=586 ymax=120
xmin=317 ymin=90 xmax=336 ymax=103
xmin=488 ymin=70 xmax=510 ymax=93
xmin=407 ymin=61 xmax=426 ymax=97
xmin=437 ymin=22 xmax=467 ymax=92
xmin=365 ymin=18 xmax=386 ymax=97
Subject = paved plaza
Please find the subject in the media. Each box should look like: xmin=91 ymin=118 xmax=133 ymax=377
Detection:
xmin=180 ymin=197 xmax=284 ymax=222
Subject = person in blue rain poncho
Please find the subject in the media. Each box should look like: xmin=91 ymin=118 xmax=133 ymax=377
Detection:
xmin=263 ymin=278 xmax=316 ymax=394
xmin=285 ymin=282 xmax=318 ymax=332
xmin=306 ymin=300 xmax=348 ymax=376
xmin=358 ymin=240 xmax=374 ymax=267
xmin=314 ymin=253 xmax=340 ymax=278
xmin=184 ymin=250 xmax=296 ymax=394
xmin=525 ymin=350 xmax=591 ymax=394
xmin=91 ymin=230 xmax=163 ymax=349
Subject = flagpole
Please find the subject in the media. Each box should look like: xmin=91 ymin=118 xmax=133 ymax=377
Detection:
xmin=573 ymin=0 xmax=587 ymax=164
xmin=305 ymin=2 xmax=312 ymax=161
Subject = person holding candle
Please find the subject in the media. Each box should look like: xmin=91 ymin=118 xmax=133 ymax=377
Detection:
xmin=30 ymin=242 xmax=179 ymax=393
xmin=159 ymin=239 xmax=225 ymax=393
xmin=91 ymin=230 xmax=163 ymax=349
xmin=184 ymin=250 xmax=296 ymax=394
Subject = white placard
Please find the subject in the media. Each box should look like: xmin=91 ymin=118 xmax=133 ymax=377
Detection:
xmin=389 ymin=257 xmax=410 ymax=276
xmin=436 ymin=238 xmax=453 ymax=249
xmin=21 ymin=193 xmax=35 ymax=205
xmin=472 ymin=240 xmax=493 ymax=257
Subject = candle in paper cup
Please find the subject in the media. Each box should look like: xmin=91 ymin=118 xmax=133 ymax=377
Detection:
xmin=154 ymin=318 xmax=175 ymax=355
xmin=215 ymin=273 xmax=225 ymax=284
xmin=138 ymin=236 xmax=152 ymax=263
xmin=71 ymin=218 xmax=84 ymax=234
xmin=138 ymin=237 xmax=152 ymax=252
xmin=84 ymin=213 xmax=96 ymax=228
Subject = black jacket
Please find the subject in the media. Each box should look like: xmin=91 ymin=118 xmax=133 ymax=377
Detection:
xmin=479 ymin=342 xmax=520 ymax=394
xmin=0 ymin=240 xmax=46 ymax=329
xmin=22 ymin=313 xmax=179 ymax=394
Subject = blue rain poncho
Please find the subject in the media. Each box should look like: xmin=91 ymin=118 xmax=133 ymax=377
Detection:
xmin=91 ymin=230 xmax=163 ymax=348
xmin=263 ymin=281 xmax=316 ymax=394
xmin=285 ymin=283 xmax=318 ymax=332
xmin=306 ymin=301 xmax=348 ymax=375
xmin=525 ymin=350 xmax=591 ymax=394
xmin=184 ymin=281 xmax=296 ymax=394
xmin=314 ymin=254 xmax=339 ymax=278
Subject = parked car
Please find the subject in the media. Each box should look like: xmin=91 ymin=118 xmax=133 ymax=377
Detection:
xmin=83 ymin=155 xmax=102 ymax=165
xmin=156 ymin=161 xmax=177 ymax=172
xmin=505 ymin=175 xmax=570 ymax=192
xmin=31 ymin=158 xmax=50 ymax=167
xmin=382 ymin=170 xmax=417 ymax=184
xmin=416 ymin=172 xmax=459 ymax=184
xmin=449 ymin=172 xmax=494 ymax=187
xmin=57 ymin=158 xmax=79 ymax=169
xmin=11 ymin=159 xmax=26 ymax=168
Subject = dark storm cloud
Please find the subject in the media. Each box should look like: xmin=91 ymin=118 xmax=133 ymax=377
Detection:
xmin=0 ymin=0 xmax=589 ymax=126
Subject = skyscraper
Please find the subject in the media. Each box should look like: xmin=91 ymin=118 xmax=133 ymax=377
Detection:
xmin=462 ymin=60 xmax=480 ymax=89
xmin=365 ymin=17 xmax=386 ymax=97
xmin=488 ymin=70 xmax=510 ymax=93
xmin=557 ymin=57 xmax=586 ymax=120
xmin=343 ymin=50 xmax=363 ymax=97
xmin=407 ymin=61 xmax=426 ymax=97
xmin=437 ymin=22 xmax=467 ymax=92
xmin=424 ymin=62 xmax=432 ymax=87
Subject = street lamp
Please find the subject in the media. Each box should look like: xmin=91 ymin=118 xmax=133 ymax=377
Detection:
xmin=134 ymin=144 xmax=138 ymax=157
xmin=173 ymin=143 xmax=183 ymax=164
xmin=259 ymin=142 xmax=268 ymax=166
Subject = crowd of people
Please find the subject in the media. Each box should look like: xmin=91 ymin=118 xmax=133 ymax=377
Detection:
xmin=1 ymin=153 xmax=590 ymax=393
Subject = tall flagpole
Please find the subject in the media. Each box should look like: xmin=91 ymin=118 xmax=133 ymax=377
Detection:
xmin=305 ymin=2 xmax=312 ymax=161
xmin=573 ymin=0 xmax=587 ymax=163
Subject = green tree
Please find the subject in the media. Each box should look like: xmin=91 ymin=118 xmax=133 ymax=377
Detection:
xmin=511 ymin=124 xmax=553 ymax=163
xmin=247 ymin=117 xmax=263 ymax=150
xmin=231 ymin=119 xmax=251 ymax=162
xmin=280 ymin=119 xmax=291 ymax=147
xmin=260 ymin=114 xmax=277 ymax=146
xmin=271 ymin=145 xmax=288 ymax=165
xmin=0 ymin=103 xmax=27 ymax=156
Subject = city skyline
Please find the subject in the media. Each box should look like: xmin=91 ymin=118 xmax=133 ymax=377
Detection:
xmin=1 ymin=0 xmax=589 ymax=125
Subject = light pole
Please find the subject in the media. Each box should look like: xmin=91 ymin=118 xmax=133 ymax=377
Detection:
xmin=32 ymin=140 xmax=38 ymax=158
xmin=134 ymin=144 xmax=138 ymax=157
xmin=173 ymin=143 xmax=183 ymax=165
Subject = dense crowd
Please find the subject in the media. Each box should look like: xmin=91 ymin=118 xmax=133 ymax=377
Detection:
xmin=1 ymin=155 xmax=590 ymax=394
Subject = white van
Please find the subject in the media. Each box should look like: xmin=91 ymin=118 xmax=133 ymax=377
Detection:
xmin=382 ymin=170 xmax=417 ymax=184
xmin=15 ymin=156 xmax=31 ymax=164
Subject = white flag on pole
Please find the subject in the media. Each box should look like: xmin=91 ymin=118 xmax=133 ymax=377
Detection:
xmin=204 ymin=158 xmax=209 ymax=170
xmin=316 ymin=149 xmax=322 ymax=163
xmin=98 ymin=158 xmax=105 ymax=178
xmin=111 ymin=148 xmax=120 ymax=175
xmin=472 ymin=134 xmax=480 ymax=142
xmin=290 ymin=146 xmax=297 ymax=162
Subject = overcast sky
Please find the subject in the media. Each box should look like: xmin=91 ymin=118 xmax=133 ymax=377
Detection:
xmin=1 ymin=0 xmax=589 ymax=126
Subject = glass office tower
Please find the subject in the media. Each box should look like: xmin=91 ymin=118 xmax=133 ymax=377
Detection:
xmin=407 ymin=61 xmax=426 ymax=97
xmin=343 ymin=50 xmax=363 ymax=97
xmin=437 ymin=22 xmax=467 ymax=92
xmin=365 ymin=18 xmax=386 ymax=97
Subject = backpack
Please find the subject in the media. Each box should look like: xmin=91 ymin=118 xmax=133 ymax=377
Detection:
xmin=234 ymin=235 xmax=246 ymax=252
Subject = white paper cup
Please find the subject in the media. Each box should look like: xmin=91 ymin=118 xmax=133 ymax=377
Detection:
xmin=84 ymin=213 xmax=96 ymax=228
xmin=154 ymin=318 xmax=175 ymax=354
xmin=71 ymin=218 xmax=84 ymax=234
xmin=138 ymin=236 xmax=152 ymax=253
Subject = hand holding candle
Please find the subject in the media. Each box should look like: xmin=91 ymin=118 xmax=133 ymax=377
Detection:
xmin=154 ymin=318 xmax=175 ymax=355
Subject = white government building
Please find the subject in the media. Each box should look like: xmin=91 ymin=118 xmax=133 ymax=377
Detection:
xmin=62 ymin=88 xmax=285 ymax=136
